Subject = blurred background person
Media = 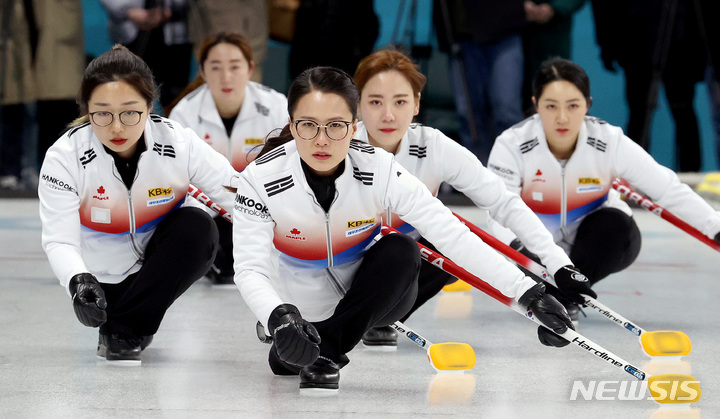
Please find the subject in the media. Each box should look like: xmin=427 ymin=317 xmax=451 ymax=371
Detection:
xmin=100 ymin=0 xmax=192 ymax=110
xmin=0 ymin=0 xmax=35 ymax=190
xmin=522 ymin=0 xmax=587 ymax=115
xmin=187 ymin=0 xmax=269 ymax=83
xmin=288 ymin=0 xmax=379 ymax=81
xmin=34 ymin=0 xmax=85 ymax=174
xmin=167 ymin=32 xmax=288 ymax=286
xmin=433 ymin=0 xmax=526 ymax=164
xmin=592 ymin=0 xmax=706 ymax=172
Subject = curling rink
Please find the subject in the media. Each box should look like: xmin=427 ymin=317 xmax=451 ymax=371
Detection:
xmin=0 ymin=196 xmax=716 ymax=418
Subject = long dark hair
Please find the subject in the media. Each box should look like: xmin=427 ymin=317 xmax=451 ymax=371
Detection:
xmin=532 ymin=57 xmax=592 ymax=109
xmin=70 ymin=44 xmax=159 ymax=127
xmin=256 ymin=66 xmax=359 ymax=158
xmin=164 ymin=32 xmax=254 ymax=115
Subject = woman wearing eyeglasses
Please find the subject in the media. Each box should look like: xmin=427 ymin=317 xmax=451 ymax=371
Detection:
xmin=38 ymin=45 xmax=238 ymax=365
xmin=232 ymin=66 xmax=573 ymax=392
xmin=166 ymin=32 xmax=288 ymax=286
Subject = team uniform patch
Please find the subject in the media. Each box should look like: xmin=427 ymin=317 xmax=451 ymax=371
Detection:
xmin=91 ymin=207 xmax=111 ymax=224
xmin=577 ymin=185 xmax=603 ymax=193
xmin=146 ymin=187 xmax=175 ymax=206
xmin=346 ymin=223 xmax=375 ymax=237
xmin=347 ymin=218 xmax=374 ymax=228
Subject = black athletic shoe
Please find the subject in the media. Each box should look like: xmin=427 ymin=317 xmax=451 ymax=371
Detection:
xmin=268 ymin=345 xmax=301 ymax=376
xmin=206 ymin=267 xmax=235 ymax=286
xmin=140 ymin=335 xmax=153 ymax=350
xmin=97 ymin=333 xmax=143 ymax=365
xmin=361 ymin=326 xmax=398 ymax=348
xmin=564 ymin=303 xmax=586 ymax=326
xmin=299 ymin=356 xmax=340 ymax=391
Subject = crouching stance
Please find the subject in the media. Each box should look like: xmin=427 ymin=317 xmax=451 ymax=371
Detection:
xmin=232 ymin=67 xmax=572 ymax=392
xmin=39 ymin=45 xmax=238 ymax=364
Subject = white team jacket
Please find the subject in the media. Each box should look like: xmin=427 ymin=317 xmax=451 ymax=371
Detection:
xmin=232 ymin=139 xmax=537 ymax=326
xmin=169 ymin=82 xmax=288 ymax=172
xmin=356 ymin=122 xmax=573 ymax=276
xmin=39 ymin=115 xmax=239 ymax=294
xmin=487 ymin=114 xmax=720 ymax=250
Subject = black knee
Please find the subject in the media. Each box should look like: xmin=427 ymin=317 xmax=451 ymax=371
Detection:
xmin=571 ymin=208 xmax=641 ymax=282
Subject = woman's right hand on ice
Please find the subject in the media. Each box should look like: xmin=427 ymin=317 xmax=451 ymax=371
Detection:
xmin=69 ymin=273 xmax=107 ymax=327
xmin=518 ymin=283 xmax=574 ymax=347
xmin=268 ymin=304 xmax=321 ymax=367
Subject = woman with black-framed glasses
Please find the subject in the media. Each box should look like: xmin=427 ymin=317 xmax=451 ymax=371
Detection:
xmin=231 ymin=66 xmax=572 ymax=393
xmin=38 ymin=45 xmax=239 ymax=365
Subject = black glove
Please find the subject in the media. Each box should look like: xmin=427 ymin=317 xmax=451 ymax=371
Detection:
xmin=518 ymin=283 xmax=574 ymax=347
xmin=553 ymin=265 xmax=596 ymax=305
xmin=267 ymin=303 xmax=321 ymax=368
xmin=714 ymin=232 xmax=720 ymax=245
xmin=68 ymin=273 xmax=107 ymax=327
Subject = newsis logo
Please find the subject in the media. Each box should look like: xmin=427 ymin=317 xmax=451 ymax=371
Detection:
xmin=235 ymin=195 xmax=270 ymax=219
xmin=41 ymin=174 xmax=76 ymax=193
xmin=569 ymin=379 xmax=701 ymax=402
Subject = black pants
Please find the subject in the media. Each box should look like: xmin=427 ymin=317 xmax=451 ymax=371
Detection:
xmin=569 ymin=208 xmax=642 ymax=283
xmin=310 ymin=233 xmax=421 ymax=363
xmin=99 ymin=207 xmax=219 ymax=337
xmin=212 ymin=216 xmax=234 ymax=274
xmin=36 ymin=99 xmax=79 ymax=170
xmin=0 ymin=104 xmax=24 ymax=178
xmin=399 ymin=237 xmax=455 ymax=322
xmin=624 ymin=63 xmax=701 ymax=172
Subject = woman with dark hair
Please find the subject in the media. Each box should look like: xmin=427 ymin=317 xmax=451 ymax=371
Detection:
xmin=167 ymin=32 xmax=287 ymax=285
xmin=353 ymin=49 xmax=591 ymax=347
xmin=232 ymin=66 xmax=573 ymax=392
xmin=38 ymin=45 xmax=238 ymax=365
xmin=487 ymin=57 xmax=720 ymax=295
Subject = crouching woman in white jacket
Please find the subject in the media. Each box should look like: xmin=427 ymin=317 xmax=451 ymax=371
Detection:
xmin=231 ymin=66 xmax=573 ymax=392
xmin=39 ymin=45 xmax=238 ymax=365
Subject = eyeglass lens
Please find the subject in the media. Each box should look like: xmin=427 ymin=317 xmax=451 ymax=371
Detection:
xmin=91 ymin=111 xmax=142 ymax=127
xmin=296 ymin=120 xmax=349 ymax=140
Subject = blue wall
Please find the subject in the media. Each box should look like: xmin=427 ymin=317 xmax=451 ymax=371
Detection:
xmin=82 ymin=0 xmax=718 ymax=171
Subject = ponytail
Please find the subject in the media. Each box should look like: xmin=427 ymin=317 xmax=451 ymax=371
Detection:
xmin=255 ymin=124 xmax=294 ymax=159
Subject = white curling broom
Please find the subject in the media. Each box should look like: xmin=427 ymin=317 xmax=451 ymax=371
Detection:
xmin=381 ymin=225 xmax=700 ymax=404
xmin=452 ymin=211 xmax=692 ymax=358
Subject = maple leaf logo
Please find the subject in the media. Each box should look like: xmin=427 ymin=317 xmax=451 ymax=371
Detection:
xmin=204 ymin=134 xmax=210 ymax=140
xmin=97 ymin=186 xmax=105 ymax=194
xmin=535 ymin=170 xmax=542 ymax=176
xmin=290 ymin=228 xmax=301 ymax=235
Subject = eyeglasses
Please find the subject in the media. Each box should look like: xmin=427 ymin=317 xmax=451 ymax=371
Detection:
xmin=292 ymin=119 xmax=352 ymax=141
xmin=89 ymin=110 xmax=144 ymax=127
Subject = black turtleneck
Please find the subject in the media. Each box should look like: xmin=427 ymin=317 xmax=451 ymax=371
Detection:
xmin=301 ymin=159 xmax=345 ymax=212
xmin=104 ymin=136 xmax=147 ymax=189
